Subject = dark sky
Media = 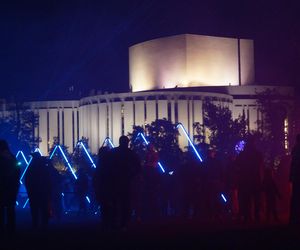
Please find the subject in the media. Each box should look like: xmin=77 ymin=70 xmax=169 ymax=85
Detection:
xmin=1 ymin=0 xmax=299 ymax=101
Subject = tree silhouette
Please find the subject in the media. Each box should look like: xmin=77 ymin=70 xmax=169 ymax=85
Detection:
xmin=0 ymin=102 xmax=40 ymax=154
xmin=130 ymin=119 xmax=183 ymax=172
xmin=200 ymin=100 xmax=247 ymax=157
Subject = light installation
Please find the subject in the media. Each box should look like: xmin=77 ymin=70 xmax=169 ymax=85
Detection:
xmin=176 ymin=123 xmax=203 ymax=162
xmin=77 ymin=142 xmax=96 ymax=168
xmin=221 ymin=193 xmax=227 ymax=203
xmin=102 ymin=137 xmax=115 ymax=148
xmin=19 ymin=148 xmax=42 ymax=185
xmin=50 ymin=145 xmax=78 ymax=180
xmin=176 ymin=123 xmax=227 ymax=203
xmin=16 ymin=151 xmax=29 ymax=166
xmin=137 ymin=132 xmax=166 ymax=173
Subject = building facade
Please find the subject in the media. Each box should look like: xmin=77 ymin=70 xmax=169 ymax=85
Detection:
xmin=2 ymin=34 xmax=296 ymax=155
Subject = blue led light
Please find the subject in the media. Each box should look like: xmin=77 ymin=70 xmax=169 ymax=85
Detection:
xmin=86 ymin=196 xmax=91 ymax=203
xmin=34 ymin=148 xmax=43 ymax=156
xmin=16 ymin=150 xmax=29 ymax=165
xmin=176 ymin=123 xmax=203 ymax=162
xmin=19 ymin=157 xmax=33 ymax=184
xmin=138 ymin=133 xmax=166 ymax=173
xmin=50 ymin=145 xmax=78 ymax=180
xmin=221 ymin=193 xmax=227 ymax=203
xmin=16 ymin=201 xmax=19 ymax=206
xmin=78 ymin=142 xmax=96 ymax=168
xmin=58 ymin=146 xmax=78 ymax=180
xmin=104 ymin=137 xmax=115 ymax=148
xmin=23 ymin=198 xmax=29 ymax=208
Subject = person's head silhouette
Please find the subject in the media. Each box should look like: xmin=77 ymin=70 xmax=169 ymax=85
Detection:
xmin=119 ymin=135 xmax=129 ymax=148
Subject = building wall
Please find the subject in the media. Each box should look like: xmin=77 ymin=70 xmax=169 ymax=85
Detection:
xmin=21 ymin=86 xmax=293 ymax=155
xmin=129 ymin=34 xmax=254 ymax=92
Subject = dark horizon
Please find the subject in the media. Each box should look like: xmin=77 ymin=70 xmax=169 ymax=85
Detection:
xmin=1 ymin=0 xmax=300 ymax=101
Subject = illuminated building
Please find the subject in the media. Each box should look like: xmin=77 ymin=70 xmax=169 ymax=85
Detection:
xmin=1 ymin=34 xmax=295 ymax=154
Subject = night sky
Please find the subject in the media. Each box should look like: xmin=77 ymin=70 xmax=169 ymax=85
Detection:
xmin=1 ymin=0 xmax=299 ymax=101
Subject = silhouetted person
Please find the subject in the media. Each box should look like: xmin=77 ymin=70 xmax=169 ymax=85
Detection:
xmin=75 ymin=168 xmax=89 ymax=216
xmin=110 ymin=136 xmax=141 ymax=230
xmin=0 ymin=140 xmax=20 ymax=233
xmin=262 ymin=167 xmax=281 ymax=223
xmin=25 ymin=153 xmax=52 ymax=229
xmin=93 ymin=146 xmax=114 ymax=230
xmin=205 ymin=149 xmax=224 ymax=222
xmin=289 ymin=134 xmax=300 ymax=225
xmin=236 ymin=137 xmax=263 ymax=223
xmin=179 ymin=151 xmax=201 ymax=219
xmin=142 ymin=143 xmax=160 ymax=220
xmin=50 ymin=165 xmax=62 ymax=221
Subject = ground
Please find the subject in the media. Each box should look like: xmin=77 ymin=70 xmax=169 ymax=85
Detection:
xmin=1 ymin=209 xmax=300 ymax=249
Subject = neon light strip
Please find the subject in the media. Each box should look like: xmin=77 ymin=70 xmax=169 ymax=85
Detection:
xmin=104 ymin=137 xmax=115 ymax=148
xmin=176 ymin=123 xmax=203 ymax=162
xmin=19 ymin=157 xmax=33 ymax=184
xmin=23 ymin=198 xmax=29 ymax=208
xmin=58 ymin=146 xmax=78 ymax=180
xmin=50 ymin=145 xmax=77 ymax=180
xmin=138 ymin=133 xmax=166 ymax=173
xmin=78 ymin=142 xmax=96 ymax=168
xmin=16 ymin=150 xmax=29 ymax=165
xmin=34 ymin=148 xmax=43 ymax=156
xmin=221 ymin=193 xmax=227 ymax=203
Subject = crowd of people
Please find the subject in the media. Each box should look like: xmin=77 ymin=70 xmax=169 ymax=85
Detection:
xmin=0 ymin=134 xmax=300 ymax=233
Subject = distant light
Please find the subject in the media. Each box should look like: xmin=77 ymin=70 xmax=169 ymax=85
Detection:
xmin=221 ymin=193 xmax=227 ymax=203
xmin=61 ymin=193 xmax=65 ymax=197
xmin=176 ymin=123 xmax=203 ymax=162
xmin=17 ymin=162 xmax=22 ymax=166
xmin=16 ymin=201 xmax=19 ymax=206
xmin=168 ymin=171 xmax=174 ymax=175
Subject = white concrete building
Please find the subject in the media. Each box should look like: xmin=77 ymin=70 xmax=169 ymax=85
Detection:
xmin=5 ymin=34 xmax=295 ymax=155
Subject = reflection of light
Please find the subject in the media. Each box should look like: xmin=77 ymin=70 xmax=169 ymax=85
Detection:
xmin=137 ymin=133 xmax=166 ymax=173
xmin=221 ymin=193 xmax=227 ymax=203
xmin=23 ymin=198 xmax=29 ymax=208
xmin=78 ymin=142 xmax=96 ymax=168
xmin=50 ymin=145 xmax=78 ymax=180
xmin=176 ymin=123 xmax=203 ymax=162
